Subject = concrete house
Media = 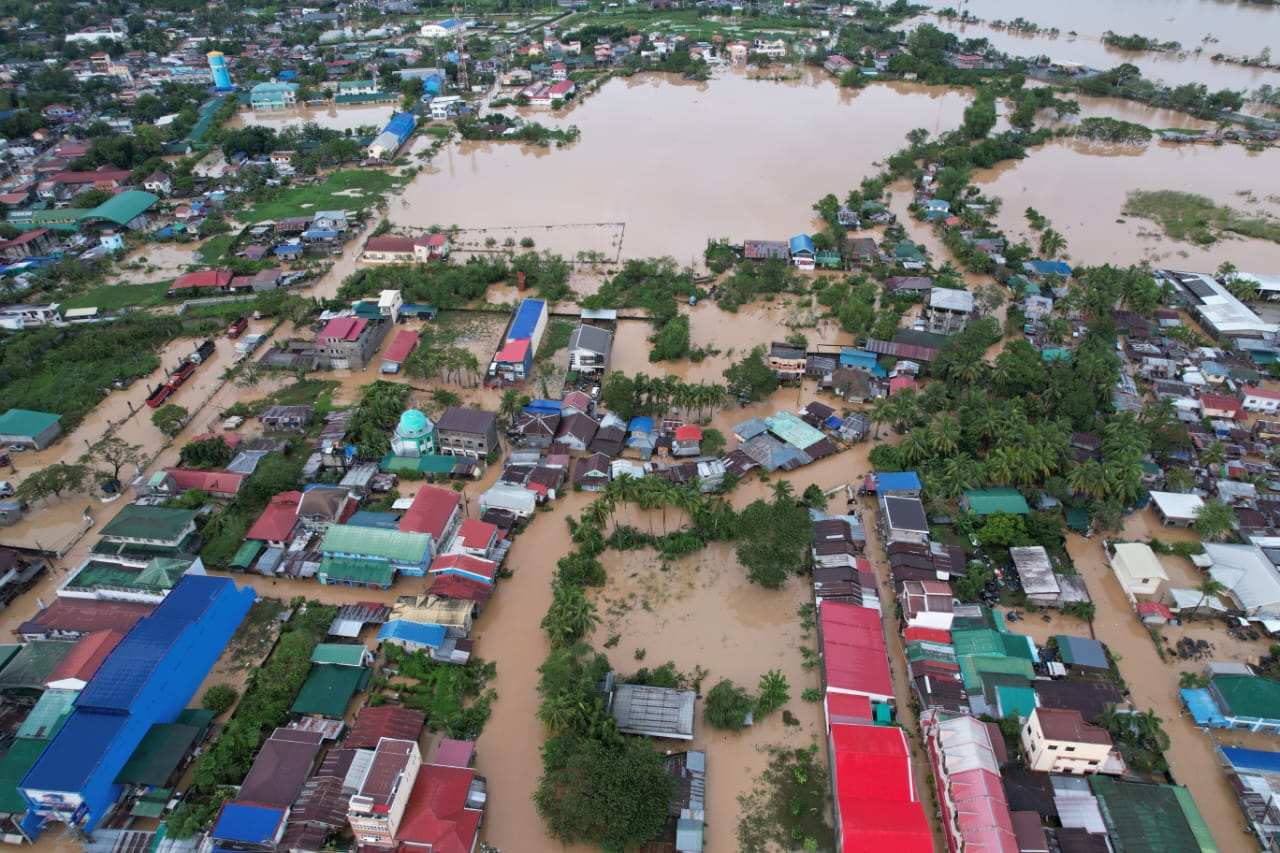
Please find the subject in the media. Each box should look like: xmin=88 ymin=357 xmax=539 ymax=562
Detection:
xmin=0 ymin=409 xmax=63 ymax=449
xmin=436 ymin=408 xmax=498 ymax=459
xmin=1021 ymin=708 xmax=1124 ymax=776
xmin=250 ymin=81 xmax=299 ymax=109
xmin=924 ymin=288 xmax=975 ymax=335
xmin=567 ymin=324 xmax=612 ymax=376
xmin=345 ymin=738 xmax=421 ymax=847
xmin=1242 ymin=386 xmax=1280 ymax=415
xmin=767 ymin=342 xmax=806 ymax=381
xmin=316 ymin=317 xmax=387 ymax=370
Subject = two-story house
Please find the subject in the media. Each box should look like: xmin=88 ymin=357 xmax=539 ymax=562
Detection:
xmin=1021 ymin=707 xmax=1124 ymax=776
xmin=924 ymin=288 xmax=976 ymax=335
xmin=436 ymin=407 xmax=499 ymax=459
xmin=767 ymin=342 xmax=806 ymax=381
xmin=93 ymin=505 xmax=200 ymax=564
xmin=318 ymin=524 xmax=433 ymax=589
xmin=316 ymin=316 xmax=388 ymax=369
xmin=398 ymin=486 xmax=461 ymax=558
xmin=567 ymin=324 xmax=612 ymax=376
xmin=346 ymin=738 xmax=422 ymax=847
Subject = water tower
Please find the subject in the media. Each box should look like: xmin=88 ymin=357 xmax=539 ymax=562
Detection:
xmin=207 ymin=52 xmax=233 ymax=90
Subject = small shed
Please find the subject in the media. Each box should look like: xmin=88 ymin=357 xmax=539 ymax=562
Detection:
xmin=1056 ymin=635 xmax=1109 ymax=672
xmin=0 ymin=409 xmax=62 ymax=449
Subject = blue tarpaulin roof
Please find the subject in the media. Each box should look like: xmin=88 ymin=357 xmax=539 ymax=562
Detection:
xmin=1026 ymin=260 xmax=1072 ymax=277
xmin=524 ymin=399 xmax=561 ymax=414
xmin=628 ymin=416 xmax=654 ymax=433
xmin=824 ymin=415 xmax=843 ymax=430
xmin=213 ymin=802 xmax=286 ymax=844
xmin=1181 ymin=688 xmax=1227 ymax=728
xmin=377 ymin=620 xmax=445 ymax=649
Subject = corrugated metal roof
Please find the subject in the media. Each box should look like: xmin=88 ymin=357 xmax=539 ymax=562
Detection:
xmin=320 ymin=524 xmax=430 ymax=564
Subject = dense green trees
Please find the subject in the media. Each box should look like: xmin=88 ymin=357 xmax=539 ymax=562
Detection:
xmin=735 ymin=481 xmax=814 ymax=589
xmin=648 ymin=314 xmax=691 ymax=361
xmin=201 ymin=684 xmax=239 ymax=716
xmin=179 ymin=436 xmax=232 ymax=470
xmin=151 ymin=405 xmax=189 ymax=438
xmin=723 ymin=345 xmax=779 ymax=401
xmin=704 ymin=678 xmax=756 ymax=730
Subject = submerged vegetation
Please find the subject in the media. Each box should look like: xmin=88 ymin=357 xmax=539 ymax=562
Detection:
xmin=1124 ymin=189 xmax=1280 ymax=244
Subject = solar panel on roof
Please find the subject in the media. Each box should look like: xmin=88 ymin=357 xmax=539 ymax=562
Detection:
xmin=1184 ymin=278 xmax=1215 ymax=299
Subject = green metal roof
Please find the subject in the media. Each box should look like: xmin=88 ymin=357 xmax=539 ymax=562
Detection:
xmin=231 ymin=540 xmax=265 ymax=570
xmin=66 ymin=559 xmax=185 ymax=594
xmin=310 ymin=643 xmax=368 ymax=667
xmin=951 ymin=628 xmax=1007 ymax=658
xmin=99 ymin=505 xmax=197 ymax=542
xmin=1065 ymin=508 xmax=1090 ymax=532
xmin=114 ymin=721 xmax=205 ymax=786
xmin=380 ymin=452 xmax=458 ymax=474
xmin=0 ymin=739 xmax=52 ymax=814
xmin=1089 ymin=776 xmax=1217 ymax=853
xmin=319 ymin=556 xmax=395 ymax=588
xmin=0 ymin=408 xmax=60 ymax=438
xmin=960 ymin=655 xmax=1034 ymax=691
xmin=0 ymin=640 xmax=76 ymax=690
xmin=84 ymin=190 xmax=159 ymax=227
xmin=962 ymin=487 xmax=1031 ymax=516
xmin=1212 ymin=674 xmax=1280 ymax=721
xmin=995 ymin=685 xmax=1038 ymax=719
xmin=0 ymin=645 xmax=21 ymax=674
xmin=765 ymin=411 xmax=826 ymax=451
xmin=290 ymin=664 xmax=370 ymax=718
xmin=320 ymin=524 xmax=430 ymax=564
xmin=17 ymin=688 xmax=76 ymax=740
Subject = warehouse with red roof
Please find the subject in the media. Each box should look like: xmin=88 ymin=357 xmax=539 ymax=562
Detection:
xmin=819 ymin=601 xmax=894 ymax=703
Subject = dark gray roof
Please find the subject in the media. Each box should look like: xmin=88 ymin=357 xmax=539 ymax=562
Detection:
xmin=568 ymin=324 xmax=612 ymax=355
xmin=437 ymin=407 xmax=496 ymax=435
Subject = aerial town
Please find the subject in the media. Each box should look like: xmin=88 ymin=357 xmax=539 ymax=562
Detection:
xmin=0 ymin=0 xmax=1277 ymax=852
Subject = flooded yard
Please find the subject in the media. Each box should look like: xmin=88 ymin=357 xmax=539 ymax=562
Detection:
xmin=227 ymin=103 xmax=400 ymax=134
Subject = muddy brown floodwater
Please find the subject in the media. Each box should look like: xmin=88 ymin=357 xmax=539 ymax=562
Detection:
xmin=226 ymin=103 xmax=404 ymax=134
xmin=392 ymin=70 xmax=975 ymax=264
xmin=913 ymin=0 xmax=1280 ymax=58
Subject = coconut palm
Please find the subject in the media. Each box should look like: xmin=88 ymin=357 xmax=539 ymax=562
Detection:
xmin=1102 ymin=456 xmax=1145 ymax=506
xmin=1039 ymin=227 xmax=1067 ymax=259
xmin=1193 ymin=499 xmax=1237 ymax=542
xmin=937 ymin=455 xmax=980 ymax=501
xmin=673 ymin=482 xmax=701 ymax=530
xmin=1191 ymin=576 xmax=1227 ymax=618
xmin=1163 ymin=466 xmax=1194 ymax=493
xmin=931 ymin=414 xmax=962 ymax=457
xmin=868 ymin=395 xmax=893 ymax=439
xmin=541 ymin=585 xmax=600 ymax=648
xmin=499 ymin=388 xmax=523 ymax=425
xmin=1068 ymin=460 xmax=1108 ymax=500
xmin=1200 ymin=441 xmax=1228 ymax=469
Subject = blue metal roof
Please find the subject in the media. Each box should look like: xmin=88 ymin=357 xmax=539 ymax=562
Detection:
xmin=213 ymin=802 xmax=286 ymax=844
xmin=1221 ymin=746 xmax=1280 ymax=773
xmin=1027 ymin=260 xmax=1072 ymax=277
xmin=525 ymin=399 xmax=561 ymax=414
xmin=1180 ymin=688 xmax=1227 ymax=728
xmin=789 ymin=234 xmax=815 ymax=254
xmin=876 ymin=471 xmax=922 ymax=492
xmin=347 ymin=510 xmax=401 ymax=530
xmin=840 ymin=349 xmax=878 ymax=368
xmin=377 ymin=620 xmax=445 ymax=649
xmin=508 ymin=299 xmax=546 ymax=342
xmin=20 ymin=709 xmax=127 ymax=791
xmin=628 ymin=416 xmax=654 ymax=433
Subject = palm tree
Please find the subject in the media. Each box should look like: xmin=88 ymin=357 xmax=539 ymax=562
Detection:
xmin=937 ymin=455 xmax=980 ymax=500
xmin=1068 ymin=460 xmax=1108 ymax=500
xmin=931 ymin=414 xmax=962 ymax=457
xmin=770 ymin=478 xmax=795 ymax=506
xmin=498 ymin=388 xmax=523 ymax=425
xmin=1194 ymin=499 xmax=1237 ymax=542
xmin=541 ymin=585 xmax=600 ymax=648
xmin=1163 ymin=467 xmax=1194 ymax=493
xmin=888 ymin=390 xmax=920 ymax=434
xmin=1039 ymin=227 xmax=1067 ymax=259
xmin=673 ymin=482 xmax=701 ymax=530
xmin=899 ymin=431 xmax=930 ymax=467
xmin=1200 ymin=441 xmax=1228 ymax=469
xmin=868 ymin=395 xmax=892 ymax=439
xmin=1190 ymin=576 xmax=1227 ymax=618
xmin=537 ymin=691 xmax=579 ymax=734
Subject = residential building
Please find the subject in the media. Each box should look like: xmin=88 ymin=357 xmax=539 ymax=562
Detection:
xmin=1243 ymin=385 xmax=1280 ymax=414
xmin=94 ymin=505 xmax=199 ymax=561
xmin=398 ymin=486 xmax=461 ymax=556
xmin=245 ymin=490 xmax=303 ymax=549
xmin=1009 ymin=546 xmax=1061 ymax=607
xmin=396 ymin=744 xmax=485 ymax=853
xmin=0 ymin=304 xmax=62 ymax=331
xmin=250 ymin=81 xmax=300 ymax=109
xmin=880 ymin=495 xmax=929 ymax=545
xmin=922 ymin=712 xmax=1019 ymax=853
xmin=961 ymin=487 xmax=1030 ymax=516
xmin=1108 ymin=542 xmax=1170 ymax=604
xmin=436 ymin=407 xmax=499 ymax=458
xmin=767 ymin=342 xmax=806 ymax=380
xmin=1020 ymin=707 xmax=1124 ymax=776
xmin=1148 ymin=490 xmax=1205 ymax=528
xmin=567 ymin=324 xmax=612 ymax=376
xmin=1201 ymin=673 xmax=1280 ymax=732
xmin=899 ymin=580 xmax=954 ymax=630
xmin=346 ymin=738 xmax=422 ymax=847
xmin=319 ymin=524 xmax=433 ymax=587
xmin=609 ymin=682 xmax=697 ymax=739
xmin=317 ymin=316 xmax=388 ymax=370
xmin=0 ymin=409 xmax=62 ymax=449
xmin=1204 ymin=542 xmax=1280 ymax=619
xmin=924 ymin=288 xmax=975 ymax=334
xmin=820 ymin=601 xmax=894 ymax=704
xmin=478 ymin=483 xmax=537 ymax=519
xmin=1087 ymin=776 xmax=1216 ymax=852
xmin=367 ymin=112 xmax=417 ymax=160
xmin=829 ymin=722 xmax=934 ymax=852
xmin=360 ymin=234 xmax=450 ymax=264
xmin=0 ymin=228 xmax=57 ymax=260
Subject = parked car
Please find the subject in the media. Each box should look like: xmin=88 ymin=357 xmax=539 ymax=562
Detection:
xmin=7 ymin=445 xmax=26 ymax=453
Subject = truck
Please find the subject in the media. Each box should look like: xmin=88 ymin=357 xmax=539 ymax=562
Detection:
xmin=145 ymin=384 xmax=174 ymax=408
xmin=228 ymin=316 xmax=249 ymax=338
xmin=167 ymin=360 xmax=197 ymax=389
xmin=190 ymin=339 xmax=216 ymax=364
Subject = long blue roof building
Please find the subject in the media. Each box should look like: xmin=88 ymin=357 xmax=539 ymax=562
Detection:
xmin=20 ymin=575 xmax=254 ymax=836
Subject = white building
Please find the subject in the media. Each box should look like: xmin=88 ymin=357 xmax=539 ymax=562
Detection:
xmin=1243 ymin=385 xmax=1280 ymax=414
xmin=1021 ymin=708 xmax=1124 ymax=776
xmin=1204 ymin=542 xmax=1280 ymax=620
xmin=1109 ymin=542 xmax=1170 ymax=604
xmin=1148 ymin=490 xmax=1205 ymax=528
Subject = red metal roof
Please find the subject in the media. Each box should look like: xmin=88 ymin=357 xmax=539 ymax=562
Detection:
xmin=399 ymin=485 xmax=459 ymax=539
xmin=495 ymin=338 xmax=531 ymax=363
xmin=426 ymin=573 xmax=493 ymax=604
xmin=825 ymin=693 xmax=872 ymax=726
xmin=889 ymin=376 xmax=917 ymax=395
xmin=346 ymin=706 xmax=426 ymax=750
xmin=170 ymin=269 xmax=233 ymax=291
xmin=246 ymin=490 xmax=303 ymax=542
xmin=1245 ymin=385 xmax=1280 ymax=401
xmin=320 ymin=316 xmax=368 ymax=342
xmin=15 ymin=597 xmax=154 ymax=638
xmin=904 ymin=626 xmax=952 ymax=644
xmin=455 ymin=519 xmax=498 ymax=550
xmin=396 ymin=763 xmax=482 ymax=853
xmin=429 ymin=553 xmax=496 ymax=583
xmin=163 ymin=467 xmax=247 ymax=496
xmin=820 ymin=602 xmax=893 ymax=700
xmin=45 ymin=630 xmax=122 ymax=686
xmin=383 ymin=329 xmax=420 ymax=365
xmin=673 ymin=425 xmax=702 ymax=442
xmin=831 ymin=724 xmax=933 ymax=853
xmin=433 ymin=738 xmax=474 ymax=768
xmin=0 ymin=227 xmax=53 ymax=246
xmin=1199 ymin=392 xmax=1244 ymax=418
xmin=1136 ymin=601 xmax=1174 ymax=619
xmin=364 ymin=236 xmax=418 ymax=254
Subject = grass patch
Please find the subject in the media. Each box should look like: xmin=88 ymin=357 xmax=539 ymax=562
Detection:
xmin=221 ymin=378 xmax=342 ymax=419
xmin=243 ymin=170 xmax=407 ymax=223
xmin=424 ymin=124 xmax=452 ymax=139
xmin=737 ymin=741 xmax=836 ymax=853
xmin=60 ymin=280 xmax=174 ymax=311
xmin=198 ymin=234 xmax=237 ymax=265
xmin=1124 ymin=189 xmax=1280 ymax=245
